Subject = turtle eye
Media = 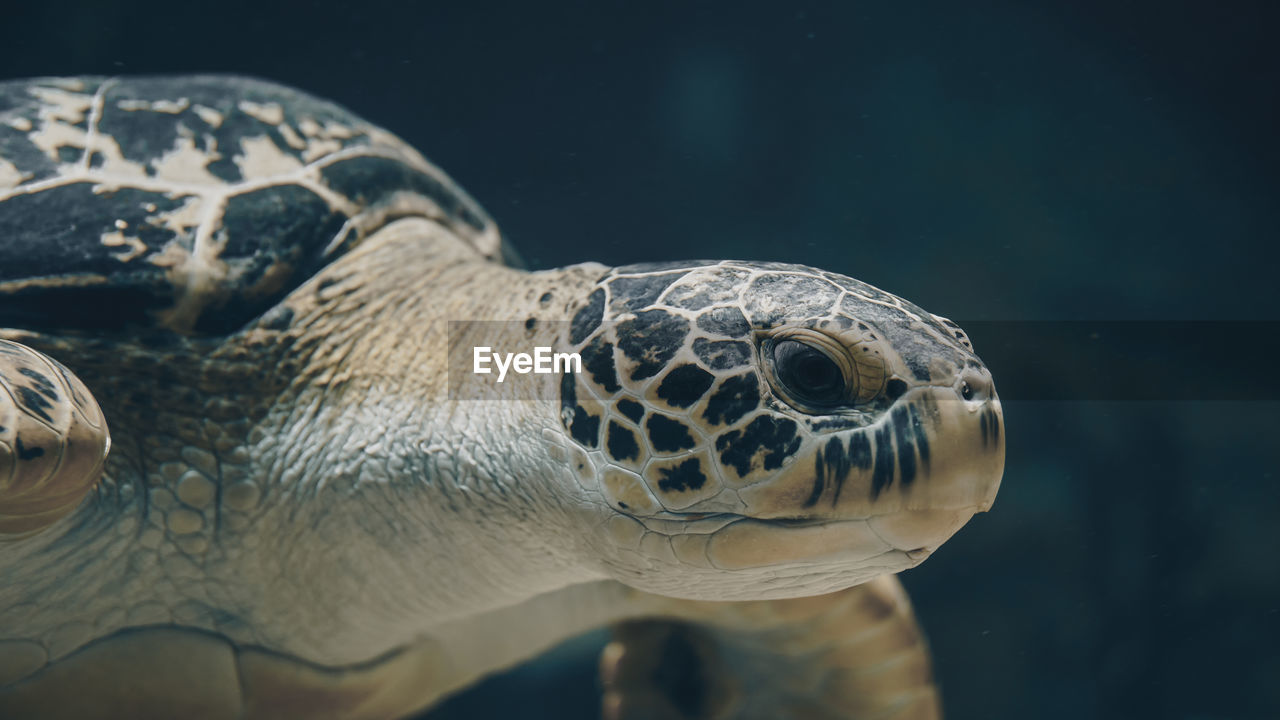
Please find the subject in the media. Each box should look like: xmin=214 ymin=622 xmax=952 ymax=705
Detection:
xmin=772 ymin=340 xmax=846 ymax=409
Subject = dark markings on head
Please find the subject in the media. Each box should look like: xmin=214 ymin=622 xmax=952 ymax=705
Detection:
xmin=646 ymin=414 xmax=697 ymax=453
xmin=808 ymin=432 xmax=872 ymax=507
xmin=715 ymin=414 xmax=801 ymax=477
xmin=870 ymin=424 xmax=896 ymax=499
xmin=616 ymin=397 xmax=645 ymax=424
xmin=806 ymin=439 xmax=833 ymax=508
xmin=702 ymin=372 xmax=759 ymax=427
xmin=539 ymin=292 xmax=553 ymax=306
xmin=616 ymin=310 xmax=690 ymax=381
xmin=840 ymin=296 xmax=970 ymax=382
xmin=570 ymin=288 xmax=605 ymax=345
xmin=657 ymin=458 xmax=707 ymax=493
xmin=581 ymin=336 xmax=620 ymax=393
xmin=841 ymin=432 xmax=873 ymax=502
xmin=692 ymin=338 xmax=751 ymax=370
xmin=885 ymin=378 xmax=907 ymax=401
xmin=656 ymin=364 xmax=715 ymax=409
xmin=695 ymin=306 xmax=751 ymax=338
xmin=607 ymin=421 xmax=640 ymax=462
xmin=891 ymin=406 xmax=918 ymax=489
xmin=571 ymin=406 xmax=601 ymax=448
xmin=980 ymin=408 xmax=989 ymax=446
xmin=607 ymin=272 xmax=686 ymax=313
xmin=560 ymin=371 xmax=576 ymax=421
xmin=15 ymin=437 xmax=45 ymax=461
xmin=561 ymin=373 xmax=600 ymax=448
xmin=909 ymin=403 xmax=931 ymax=467
xmin=524 ymin=317 xmax=537 ymax=331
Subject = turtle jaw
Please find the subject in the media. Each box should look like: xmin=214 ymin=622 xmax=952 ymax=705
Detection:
xmin=594 ymin=506 xmax=987 ymax=602
xmin=632 ymin=507 xmax=977 ymax=570
xmin=730 ymin=384 xmax=1005 ymax=520
xmin=594 ymin=384 xmax=1004 ymax=596
xmin=594 ymin=508 xmax=962 ymax=602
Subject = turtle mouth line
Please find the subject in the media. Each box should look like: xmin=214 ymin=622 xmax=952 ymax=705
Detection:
xmin=643 ymin=510 xmax=847 ymax=530
xmin=628 ymin=504 xmax=986 ymax=549
xmin=703 ymin=513 xmax=827 ymax=528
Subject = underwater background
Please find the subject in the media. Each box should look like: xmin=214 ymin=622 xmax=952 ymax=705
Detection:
xmin=5 ymin=1 xmax=1277 ymax=718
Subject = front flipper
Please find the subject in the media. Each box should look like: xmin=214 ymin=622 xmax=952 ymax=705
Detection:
xmin=0 ymin=339 xmax=109 ymax=538
xmin=601 ymin=575 xmax=940 ymax=719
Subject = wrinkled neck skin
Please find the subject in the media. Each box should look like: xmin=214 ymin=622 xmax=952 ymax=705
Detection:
xmin=249 ymin=219 xmax=615 ymax=661
xmin=0 ymin=219 xmax=621 ymax=669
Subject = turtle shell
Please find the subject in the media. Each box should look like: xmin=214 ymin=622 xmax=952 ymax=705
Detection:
xmin=0 ymin=75 xmax=516 ymax=336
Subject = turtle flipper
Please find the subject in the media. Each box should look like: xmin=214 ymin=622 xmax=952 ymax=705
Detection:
xmin=0 ymin=339 xmax=109 ymax=539
xmin=601 ymin=575 xmax=941 ymax=720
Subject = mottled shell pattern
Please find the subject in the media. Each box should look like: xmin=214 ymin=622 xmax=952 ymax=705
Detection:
xmin=0 ymin=75 xmax=511 ymax=336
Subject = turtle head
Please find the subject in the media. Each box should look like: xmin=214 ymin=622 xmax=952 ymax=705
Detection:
xmin=559 ymin=262 xmax=1004 ymax=600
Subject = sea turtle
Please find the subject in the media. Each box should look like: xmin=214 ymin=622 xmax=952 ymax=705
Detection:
xmin=0 ymin=75 xmax=1005 ymax=719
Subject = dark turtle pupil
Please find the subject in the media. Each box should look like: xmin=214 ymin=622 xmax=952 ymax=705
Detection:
xmin=773 ymin=340 xmax=844 ymax=406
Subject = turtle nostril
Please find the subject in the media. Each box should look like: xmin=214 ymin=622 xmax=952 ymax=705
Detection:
xmin=959 ymin=370 xmax=992 ymax=402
